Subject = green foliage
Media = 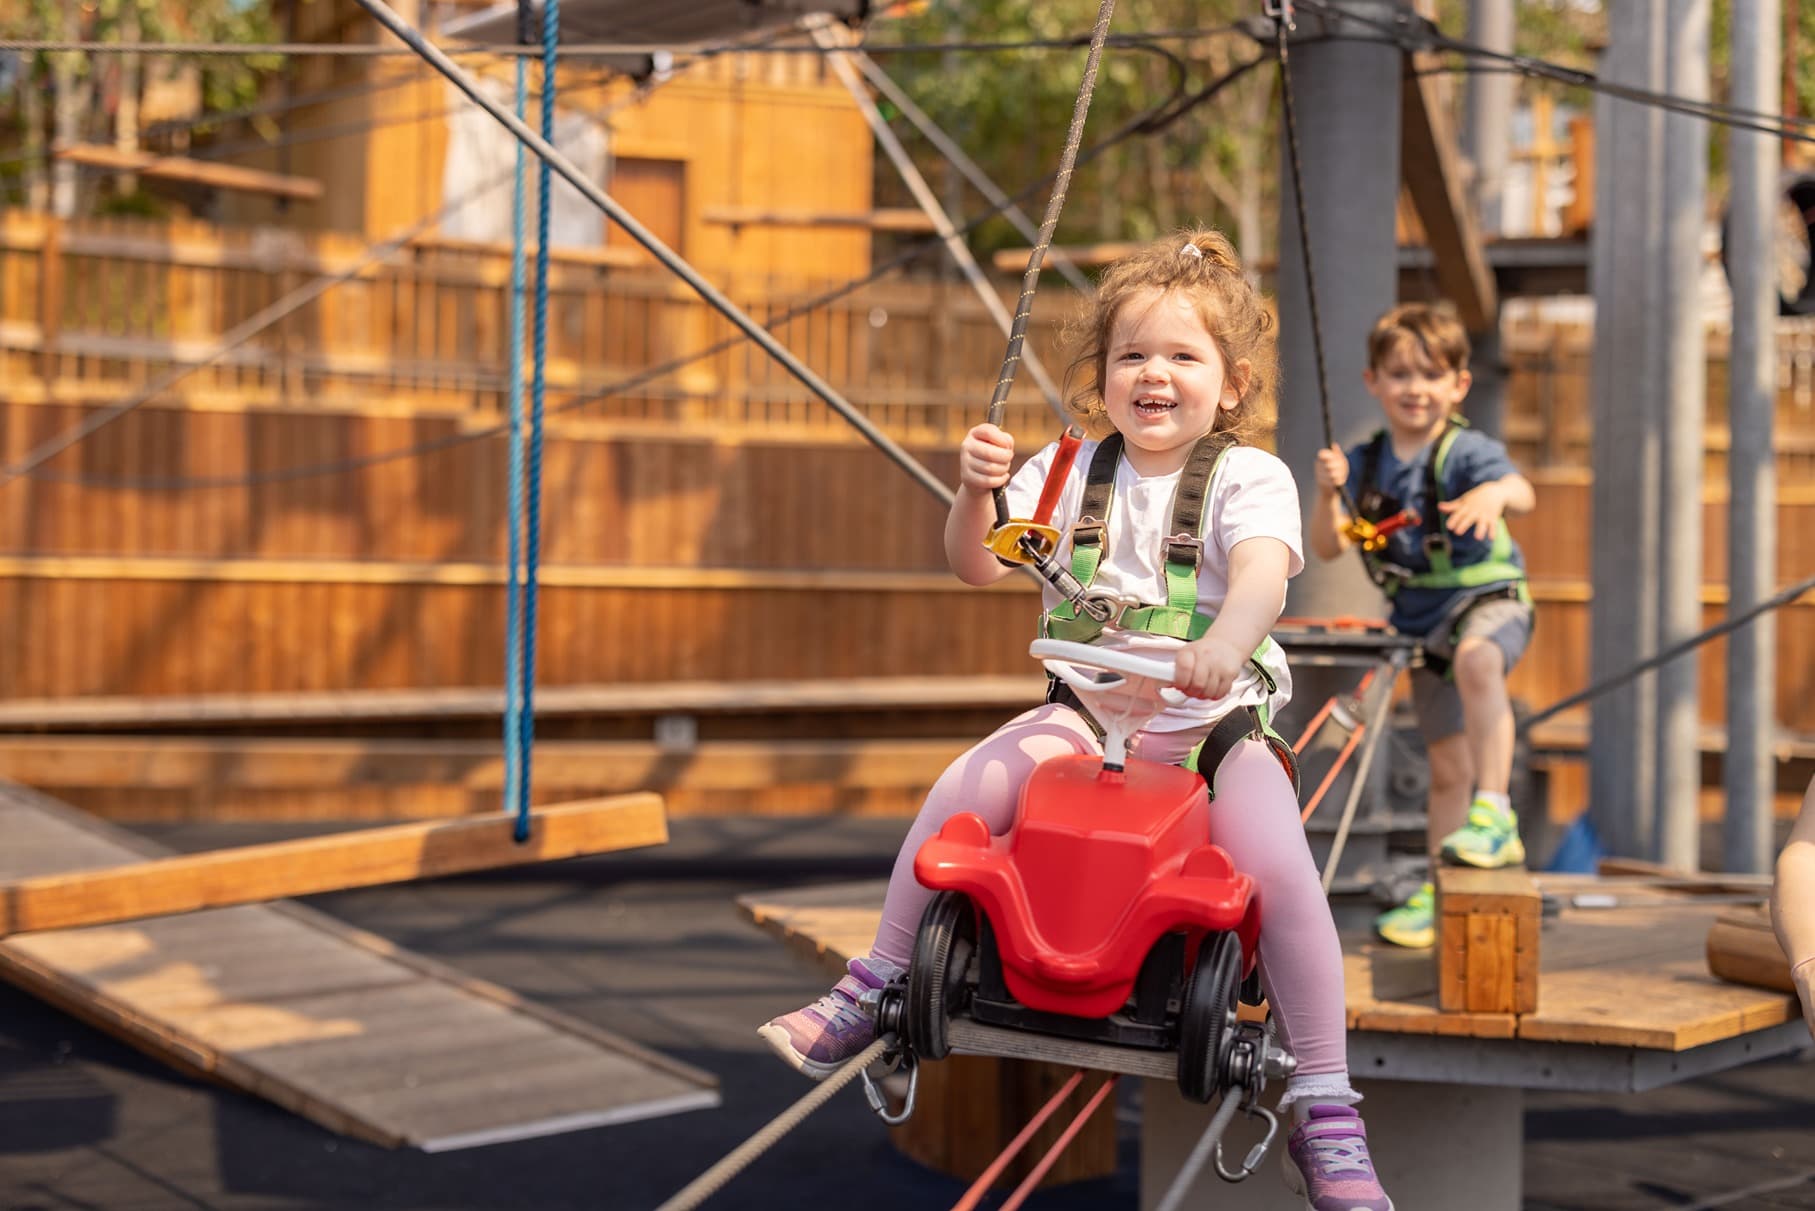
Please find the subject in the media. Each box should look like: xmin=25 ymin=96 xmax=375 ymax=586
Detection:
xmin=866 ymin=0 xmax=1274 ymax=256
xmin=0 ymin=0 xmax=283 ymax=151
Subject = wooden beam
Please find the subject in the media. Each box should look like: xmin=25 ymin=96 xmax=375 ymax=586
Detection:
xmin=990 ymin=241 xmax=1139 ymax=273
xmin=0 ymin=674 xmax=1048 ymax=730
xmin=53 ymin=144 xmax=325 ymax=202
xmin=0 ymin=793 xmax=667 ymax=936
xmin=0 ymin=736 xmax=970 ymax=793
xmin=701 ymin=206 xmax=937 ymax=233
xmin=1398 ymin=55 xmax=1498 ymax=330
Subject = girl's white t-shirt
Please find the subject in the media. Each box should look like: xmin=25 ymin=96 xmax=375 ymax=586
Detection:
xmin=1004 ymin=437 xmax=1304 ymax=733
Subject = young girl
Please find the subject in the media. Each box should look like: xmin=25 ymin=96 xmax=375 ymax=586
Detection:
xmin=760 ymin=230 xmax=1392 ymax=1211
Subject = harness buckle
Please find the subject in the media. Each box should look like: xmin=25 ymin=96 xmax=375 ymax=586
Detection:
xmin=1423 ymin=530 xmax=1453 ymax=561
xmin=1164 ymin=531 xmax=1205 ymax=571
xmin=1070 ymin=517 xmax=1107 ymax=548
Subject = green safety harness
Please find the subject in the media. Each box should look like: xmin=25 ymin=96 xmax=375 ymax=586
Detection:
xmin=1039 ymin=432 xmax=1299 ymax=796
xmin=1354 ymin=417 xmax=1530 ymax=604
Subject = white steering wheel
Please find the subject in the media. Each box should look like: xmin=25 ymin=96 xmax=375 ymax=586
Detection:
xmin=1029 ymin=637 xmax=1192 ymax=710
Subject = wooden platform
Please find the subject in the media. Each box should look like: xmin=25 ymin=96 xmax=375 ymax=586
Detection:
xmin=0 ymin=784 xmax=718 ymax=1151
xmin=739 ymin=876 xmax=1803 ymax=1050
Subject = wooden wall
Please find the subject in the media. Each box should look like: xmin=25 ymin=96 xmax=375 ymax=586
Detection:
xmin=2 ymin=209 xmax=1814 ymax=743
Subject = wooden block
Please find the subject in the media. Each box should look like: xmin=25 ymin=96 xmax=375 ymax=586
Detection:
xmin=1437 ymin=867 xmax=1540 ymax=1015
xmin=1707 ymin=904 xmax=1795 ymax=993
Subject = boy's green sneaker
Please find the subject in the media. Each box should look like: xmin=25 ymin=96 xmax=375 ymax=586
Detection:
xmin=1439 ymin=797 xmax=1527 ymax=869
xmin=1373 ymin=882 xmax=1435 ymax=949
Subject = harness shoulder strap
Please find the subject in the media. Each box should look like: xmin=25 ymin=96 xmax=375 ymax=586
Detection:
xmin=1357 ymin=429 xmax=1389 ymax=517
xmin=1063 ymin=433 xmax=1122 ymax=592
xmin=1161 ymin=434 xmax=1233 ymax=614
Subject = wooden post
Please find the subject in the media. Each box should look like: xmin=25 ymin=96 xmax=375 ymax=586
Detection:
xmin=1437 ymin=866 xmax=1540 ymax=1015
xmin=1706 ymin=904 xmax=1794 ymax=993
xmin=39 ymin=215 xmax=63 ymax=393
xmin=890 ymin=1055 xmax=1117 ymax=1190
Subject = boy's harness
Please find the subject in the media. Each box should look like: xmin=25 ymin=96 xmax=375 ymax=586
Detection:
xmin=1037 ymin=432 xmax=1298 ymax=796
xmin=1354 ymin=417 xmax=1528 ymax=602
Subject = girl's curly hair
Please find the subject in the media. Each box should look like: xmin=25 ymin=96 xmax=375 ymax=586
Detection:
xmin=1060 ymin=228 xmax=1276 ymax=446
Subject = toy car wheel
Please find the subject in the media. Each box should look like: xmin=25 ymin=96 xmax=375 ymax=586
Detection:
xmin=907 ymin=891 xmax=975 ymax=1061
xmin=1177 ymin=931 xmax=1241 ymax=1104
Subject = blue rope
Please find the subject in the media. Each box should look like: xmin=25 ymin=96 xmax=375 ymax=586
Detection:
xmin=518 ymin=0 xmax=557 ymax=842
xmin=503 ymin=47 xmax=529 ymax=834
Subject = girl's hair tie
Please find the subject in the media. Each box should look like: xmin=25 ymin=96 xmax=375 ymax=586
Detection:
xmin=1180 ymin=242 xmax=1204 ymax=260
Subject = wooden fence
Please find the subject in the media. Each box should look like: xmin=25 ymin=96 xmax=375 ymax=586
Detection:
xmin=1 ymin=210 xmax=1813 ymax=739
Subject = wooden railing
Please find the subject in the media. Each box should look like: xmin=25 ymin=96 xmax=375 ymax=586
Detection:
xmin=0 ymin=210 xmax=1067 ymax=441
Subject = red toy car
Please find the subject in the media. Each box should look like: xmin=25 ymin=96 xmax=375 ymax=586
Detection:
xmin=879 ymin=639 xmax=1274 ymax=1105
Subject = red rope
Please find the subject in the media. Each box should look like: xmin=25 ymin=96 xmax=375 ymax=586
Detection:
xmin=947 ymin=1069 xmax=1086 ymax=1211
xmin=1300 ymin=723 xmax=1364 ymax=824
xmin=996 ymin=1075 xmax=1120 ymax=1211
xmin=1291 ymin=696 xmax=1336 ymax=754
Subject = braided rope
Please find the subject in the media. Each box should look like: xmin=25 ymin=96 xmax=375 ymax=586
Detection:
xmin=654 ymin=1039 xmax=891 ymax=1211
xmin=516 ymin=0 xmax=558 ymax=842
xmin=1275 ymin=15 xmax=1358 ymax=519
xmin=985 ymin=0 xmax=1118 ymax=525
xmin=502 ymin=11 xmax=530 ymax=833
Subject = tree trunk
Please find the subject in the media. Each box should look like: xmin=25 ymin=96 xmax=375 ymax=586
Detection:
xmin=20 ymin=56 xmax=47 ymax=210
xmin=115 ymin=5 xmax=142 ymax=196
xmin=49 ymin=4 xmax=84 ymax=218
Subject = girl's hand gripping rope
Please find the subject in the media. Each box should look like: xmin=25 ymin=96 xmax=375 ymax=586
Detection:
xmin=983 ymin=426 xmax=1084 ymax=565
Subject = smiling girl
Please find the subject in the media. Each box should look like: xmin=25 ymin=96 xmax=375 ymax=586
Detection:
xmin=759 ymin=231 xmax=1392 ymax=1211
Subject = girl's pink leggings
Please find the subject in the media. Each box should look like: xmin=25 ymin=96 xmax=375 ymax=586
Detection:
xmin=867 ymin=703 xmax=1349 ymax=1080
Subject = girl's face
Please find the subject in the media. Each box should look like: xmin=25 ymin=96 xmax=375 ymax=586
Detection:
xmin=1102 ymin=289 xmax=1249 ymax=475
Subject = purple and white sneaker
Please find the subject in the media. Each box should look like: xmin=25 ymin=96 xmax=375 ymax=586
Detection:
xmin=758 ymin=956 xmax=898 ymax=1079
xmin=1283 ymin=1103 xmax=1394 ymax=1211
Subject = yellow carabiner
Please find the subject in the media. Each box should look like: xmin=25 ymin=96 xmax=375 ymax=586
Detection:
xmin=984 ymin=520 xmax=1063 ymax=565
xmin=1342 ymin=516 xmax=1388 ymax=553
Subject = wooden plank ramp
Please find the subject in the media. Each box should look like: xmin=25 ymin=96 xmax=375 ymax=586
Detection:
xmin=0 ymin=783 xmax=718 ymax=1150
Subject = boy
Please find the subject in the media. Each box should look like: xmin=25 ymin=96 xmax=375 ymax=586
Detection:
xmin=1309 ymin=302 xmax=1537 ymax=949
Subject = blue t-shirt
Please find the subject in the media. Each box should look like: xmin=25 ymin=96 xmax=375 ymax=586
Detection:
xmin=1343 ymin=425 xmax=1526 ymax=636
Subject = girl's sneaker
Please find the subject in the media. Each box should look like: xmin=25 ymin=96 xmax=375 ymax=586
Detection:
xmin=757 ymin=956 xmax=899 ymax=1079
xmin=1283 ymin=1103 xmax=1394 ymax=1211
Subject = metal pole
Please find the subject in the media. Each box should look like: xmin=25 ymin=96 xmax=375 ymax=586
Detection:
xmin=1725 ymin=0 xmax=1781 ymax=875
xmin=809 ymin=18 xmax=1069 ymax=422
xmin=1464 ymin=0 xmax=1513 ymax=237
xmin=348 ymin=0 xmax=955 ymax=505
xmin=1275 ymin=0 xmax=1404 ymax=623
xmin=1272 ymin=1 xmax=1404 ymax=897
xmin=1588 ymin=0 xmax=1666 ymax=858
xmin=1654 ymin=0 xmax=1710 ymax=870
xmin=1320 ymin=655 xmax=1403 ymax=893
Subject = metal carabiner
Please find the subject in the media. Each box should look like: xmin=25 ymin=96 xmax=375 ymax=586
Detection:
xmin=859 ymin=1049 xmax=917 ymax=1126
xmin=1214 ymin=1103 xmax=1280 ymax=1183
xmin=1078 ymin=587 xmax=1135 ymax=625
xmin=1263 ymin=0 xmax=1296 ymax=32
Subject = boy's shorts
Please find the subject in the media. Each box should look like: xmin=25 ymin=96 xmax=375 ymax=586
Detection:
xmin=1410 ymin=593 xmax=1535 ymax=744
